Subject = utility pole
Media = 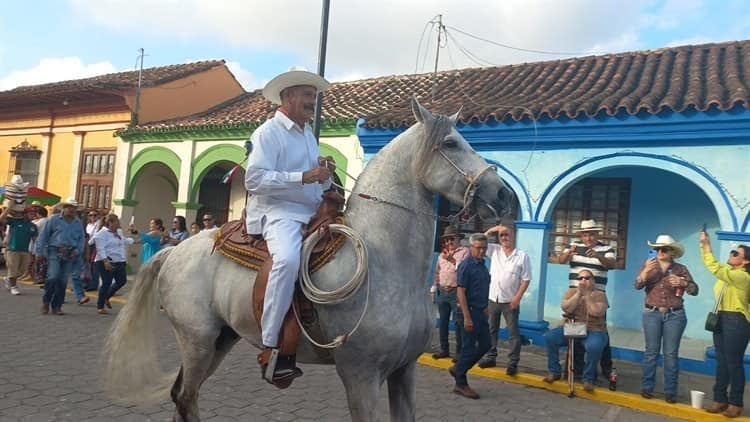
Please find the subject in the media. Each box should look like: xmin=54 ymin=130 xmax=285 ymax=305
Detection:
xmin=132 ymin=48 xmax=145 ymax=126
xmin=431 ymin=15 xmax=443 ymax=102
xmin=312 ymin=0 xmax=331 ymax=143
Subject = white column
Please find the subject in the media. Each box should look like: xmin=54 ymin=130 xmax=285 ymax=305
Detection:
xmin=37 ymin=132 xmax=52 ymax=189
xmin=68 ymin=131 xmax=85 ymax=197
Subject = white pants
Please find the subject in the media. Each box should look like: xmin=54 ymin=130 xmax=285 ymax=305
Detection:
xmin=260 ymin=218 xmax=303 ymax=348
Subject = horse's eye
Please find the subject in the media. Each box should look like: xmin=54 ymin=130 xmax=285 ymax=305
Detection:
xmin=443 ymin=138 xmax=458 ymax=148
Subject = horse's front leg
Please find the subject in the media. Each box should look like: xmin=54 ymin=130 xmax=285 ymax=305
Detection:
xmin=386 ymin=360 xmax=417 ymax=422
xmin=336 ymin=363 xmax=382 ymax=422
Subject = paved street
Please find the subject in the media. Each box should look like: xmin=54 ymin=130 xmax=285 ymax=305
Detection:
xmin=0 ymin=284 xmax=676 ymax=422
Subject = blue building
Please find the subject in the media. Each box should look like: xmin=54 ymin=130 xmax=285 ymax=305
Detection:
xmin=357 ymin=39 xmax=750 ymax=373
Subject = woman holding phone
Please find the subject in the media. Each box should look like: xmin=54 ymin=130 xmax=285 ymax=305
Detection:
xmin=700 ymin=231 xmax=750 ymax=417
xmin=634 ymin=234 xmax=698 ymax=403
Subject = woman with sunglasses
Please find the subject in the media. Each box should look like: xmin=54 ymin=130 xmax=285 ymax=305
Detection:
xmin=92 ymin=213 xmax=134 ymax=314
xmin=634 ymin=234 xmax=698 ymax=404
xmin=163 ymin=216 xmax=188 ymax=248
xmin=700 ymin=231 xmax=750 ymax=418
xmin=543 ymin=269 xmax=608 ymax=392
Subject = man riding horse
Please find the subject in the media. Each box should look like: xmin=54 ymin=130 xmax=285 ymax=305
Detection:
xmin=244 ymin=68 xmax=335 ymax=384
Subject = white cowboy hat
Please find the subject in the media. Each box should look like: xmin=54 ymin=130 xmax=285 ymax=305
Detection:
xmin=574 ymin=219 xmax=604 ymax=233
xmin=262 ymin=67 xmax=331 ymax=105
xmin=647 ymin=234 xmax=685 ymax=259
xmin=58 ymin=197 xmax=79 ymax=208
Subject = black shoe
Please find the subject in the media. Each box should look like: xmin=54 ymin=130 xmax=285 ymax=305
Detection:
xmin=477 ymin=360 xmax=496 ymax=369
xmin=641 ymin=389 xmax=653 ymax=399
xmin=505 ymin=366 xmax=518 ymax=376
xmin=432 ymin=351 xmax=449 ymax=359
xmin=665 ymin=394 xmax=676 ymax=404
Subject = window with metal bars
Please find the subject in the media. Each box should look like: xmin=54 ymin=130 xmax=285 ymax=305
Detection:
xmin=548 ymin=178 xmax=631 ymax=269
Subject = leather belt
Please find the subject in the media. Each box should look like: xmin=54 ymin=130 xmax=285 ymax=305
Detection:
xmin=645 ymin=304 xmax=683 ymax=313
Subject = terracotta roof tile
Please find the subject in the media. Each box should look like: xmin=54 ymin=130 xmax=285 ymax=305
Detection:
xmin=0 ymin=60 xmax=226 ymax=108
xmin=128 ymin=39 xmax=750 ymax=134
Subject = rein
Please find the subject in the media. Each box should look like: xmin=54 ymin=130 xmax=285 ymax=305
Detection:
xmin=327 ymin=149 xmax=498 ymax=224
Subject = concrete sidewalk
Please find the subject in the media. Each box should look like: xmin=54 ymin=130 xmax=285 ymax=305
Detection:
xmin=425 ymin=333 xmax=750 ymax=421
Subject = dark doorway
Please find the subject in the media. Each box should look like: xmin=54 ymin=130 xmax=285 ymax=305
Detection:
xmin=198 ymin=165 xmax=231 ymax=225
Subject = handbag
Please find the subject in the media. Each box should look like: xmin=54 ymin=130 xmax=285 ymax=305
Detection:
xmin=705 ymin=282 xmax=726 ymax=332
xmin=563 ymin=321 xmax=587 ymax=338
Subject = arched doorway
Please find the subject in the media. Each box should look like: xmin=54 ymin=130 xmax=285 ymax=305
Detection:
xmin=197 ymin=165 xmax=232 ymax=226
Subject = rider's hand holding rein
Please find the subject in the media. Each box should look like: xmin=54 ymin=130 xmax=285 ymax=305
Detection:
xmin=303 ymin=156 xmax=335 ymax=185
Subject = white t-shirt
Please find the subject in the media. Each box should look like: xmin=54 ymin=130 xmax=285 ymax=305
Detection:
xmin=486 ymin=244 xmax=532 ymax=303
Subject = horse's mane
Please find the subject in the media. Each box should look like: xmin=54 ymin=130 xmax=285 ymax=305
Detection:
xmin=412 ymin=113 xmax=454 ymax=179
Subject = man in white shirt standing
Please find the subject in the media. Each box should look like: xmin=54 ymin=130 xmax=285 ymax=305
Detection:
xmin=478 ymin=223 xmax=531 ymax=375
xmin=244 ymin=68 xmax=333 ymax=385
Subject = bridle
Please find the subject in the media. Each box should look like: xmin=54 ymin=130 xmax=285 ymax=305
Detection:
xmin=332 ymin=143 xmax=500 ymax=224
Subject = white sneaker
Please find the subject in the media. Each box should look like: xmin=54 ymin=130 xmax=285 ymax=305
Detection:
xmin=10 ymin=286 xmax=20 ymax=295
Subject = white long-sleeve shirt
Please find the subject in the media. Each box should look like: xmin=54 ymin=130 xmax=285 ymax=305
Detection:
xmin=92 ymin=228 xmax=134 ymax=263
xmin=244 ymin=110 xmax=330 ymax=234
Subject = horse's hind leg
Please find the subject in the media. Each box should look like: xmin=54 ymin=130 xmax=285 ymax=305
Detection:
xmin=170 ymin=329 xmax=220 ymax=422
xmin=170 ymin=326 xmax=241 ymax=422
xmin=386 ymin=361 xmax=417 ymax=422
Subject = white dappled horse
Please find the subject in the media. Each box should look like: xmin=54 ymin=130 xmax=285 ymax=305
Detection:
xmin=101 ymin=99 xmax=511 ymax=421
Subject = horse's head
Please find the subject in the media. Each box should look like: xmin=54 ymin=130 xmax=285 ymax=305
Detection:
xmin=410 ymin=98 xmax=512 ymax=222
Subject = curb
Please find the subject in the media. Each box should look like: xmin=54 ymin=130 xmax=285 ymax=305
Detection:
xmin=417 ymin=354 xmax=749 ymax=421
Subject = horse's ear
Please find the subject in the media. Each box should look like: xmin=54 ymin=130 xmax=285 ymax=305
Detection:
xmin=411 ymin=98 xmax=433 ymax=124
xmin=448 ymin=106 xmax=463 ymax=125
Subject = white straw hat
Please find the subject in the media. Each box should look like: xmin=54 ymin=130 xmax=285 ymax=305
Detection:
xmin=262 ymin=67 xmax=330 ymax=105
xmin=647 ymin=234 xmax=685 ymax=258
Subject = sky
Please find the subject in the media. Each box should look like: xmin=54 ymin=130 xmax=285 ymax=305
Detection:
xmin=1 ymin=0 xmax=749 ymax=92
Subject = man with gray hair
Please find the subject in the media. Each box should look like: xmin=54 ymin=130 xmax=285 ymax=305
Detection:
xmin=450 ymin=233 xmax=491 ymax=399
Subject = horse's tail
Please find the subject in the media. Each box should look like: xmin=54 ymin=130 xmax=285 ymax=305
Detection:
xmin=100 ymin=247 xmax=177 ymax=406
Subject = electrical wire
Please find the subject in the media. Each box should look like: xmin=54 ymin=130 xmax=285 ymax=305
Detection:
xmin=445 ymin=24 xmax=597 ymax=56
xmin=414 ymin=15 xmax=440 ymax=73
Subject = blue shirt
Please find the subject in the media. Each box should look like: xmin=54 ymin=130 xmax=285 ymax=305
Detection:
xmin=34 ymin=214 xmax=85 ymax=257
xmin=457 ymin=256 xmax=490 ymax=310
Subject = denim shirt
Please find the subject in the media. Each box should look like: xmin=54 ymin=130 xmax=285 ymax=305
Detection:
xmin=457 ymin=257 xmax=490 ymax=310
xmin=34 ymin=214 xmax=85 ymax=257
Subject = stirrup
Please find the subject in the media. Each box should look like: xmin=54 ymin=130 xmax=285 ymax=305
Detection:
xmin=257 ymin=348 xmax=303 ymax=389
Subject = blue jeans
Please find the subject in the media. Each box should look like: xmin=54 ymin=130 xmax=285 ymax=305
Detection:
xmin=96 ymin=261 xmax=127 ymax=309
xmin=545 ymin=327 xmax=608 ymax=383
xmin=69 ymin=255 xmax=85 ymax=301
xmin=485 ymin=300 xmax=520 ymax=366
xmin=642 ymin=308 xmax=687 ymax=395
xmin=713 ymin=311 xmax=750 ymax=407
xmin=43 ymin=251 xmax=77 ymax=310
xmin=437 ymin=289 xmax=462 ymax=357
xmin=454 ymin=308 xmax=490 ymax=386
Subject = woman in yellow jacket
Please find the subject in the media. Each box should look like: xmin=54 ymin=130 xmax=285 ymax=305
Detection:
xmin=700 ymin=231 xmax=750 ymax=418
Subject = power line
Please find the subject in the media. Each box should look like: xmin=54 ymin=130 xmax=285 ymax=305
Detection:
xmin=445 ymin=24 xmax=597 ymax=56
xmin=414 ymin=16 xmax=438 ymax=73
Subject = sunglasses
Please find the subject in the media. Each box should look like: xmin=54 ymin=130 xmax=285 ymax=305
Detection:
xmin=655 ymin=247 xmax=672 ymax=253
xmin=730 ymin=250 xmax=739 ymax=257
xmin=89 ymin=214 xmax=97 ymax=217
xmin=577 ymin=276 xmax=592 ymax=280
xmin=203 ymin=218 xmax=213 ymax=221
xmin=173 ymin=220 xmax=179 ymax=223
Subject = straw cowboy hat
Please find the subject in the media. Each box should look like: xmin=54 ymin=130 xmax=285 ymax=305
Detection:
xmin=574 ymin=219 xmax=604 ymax=233
xmin=58 ymin=197 xmax=80 ymax=208
xmin=439 ymin=226 xmax=464 ymax=240
xmin=262 ymin=67 xmax=331 ymax=105
xmin=647 ymin=234 xmax=685 ymax=259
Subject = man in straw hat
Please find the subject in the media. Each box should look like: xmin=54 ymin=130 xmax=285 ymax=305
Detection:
xmin=430 ymin=226 xmax=470 ymax=361
xmin=35 ymin=197 xmax=86 ymax=315
xmin=558 ymin=219 xmax=616 ymax=384
xmin=244 ymin=67 xmax=335 ymax=384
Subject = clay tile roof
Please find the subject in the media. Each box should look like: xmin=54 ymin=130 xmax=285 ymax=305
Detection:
xmin=0 ymin=60 xmax=226 ymax=108
xmin=126 ymin=39 xmax=750 ymax=134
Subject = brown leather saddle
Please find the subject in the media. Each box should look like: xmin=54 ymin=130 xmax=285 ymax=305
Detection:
xmin=212 ymin=191 xmax=346 ymax=388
